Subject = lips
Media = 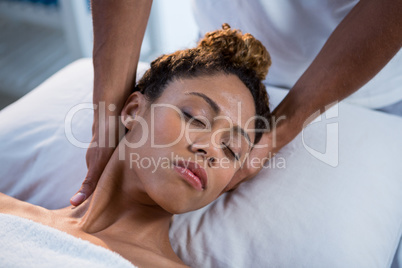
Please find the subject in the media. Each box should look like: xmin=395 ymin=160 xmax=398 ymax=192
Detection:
xmin=173 ymin=160 xmax=208 ymax=191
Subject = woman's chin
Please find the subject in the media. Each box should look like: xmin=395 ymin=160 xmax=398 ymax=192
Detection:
xmin=152 ymin=187 xmax=212 ymax=215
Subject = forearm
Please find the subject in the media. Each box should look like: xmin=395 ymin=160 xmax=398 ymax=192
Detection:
xmin=91 ymin=0 xmax=153 ymax=123
xmin=272 ymin=0 xmax=402 ymax=144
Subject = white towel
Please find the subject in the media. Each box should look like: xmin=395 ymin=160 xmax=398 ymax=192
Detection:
xmin=0 ymin=213 xmax=136 ymax=268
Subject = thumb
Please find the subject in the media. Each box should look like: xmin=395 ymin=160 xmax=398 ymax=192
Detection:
xmin=70 ymin=168 xmax=102 ymax=206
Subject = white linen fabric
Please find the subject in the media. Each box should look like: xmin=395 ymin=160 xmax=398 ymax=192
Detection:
xmin=0 ymin=213 xmax=136 ymax=268
xmin=0 ymin=59 xmax=93 ymax=207
xmin=1 ymin=59 xmax=402 ymax=267
xmin=192 ymin=0 xmax=402 ymax=108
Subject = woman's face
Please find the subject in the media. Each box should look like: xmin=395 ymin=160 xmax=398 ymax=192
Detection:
xmin=121 ymin=73 xmax=257 ymax=214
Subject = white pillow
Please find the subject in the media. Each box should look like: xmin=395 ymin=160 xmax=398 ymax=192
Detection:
xmin=1 ymin=59 xmax=402 ymax=267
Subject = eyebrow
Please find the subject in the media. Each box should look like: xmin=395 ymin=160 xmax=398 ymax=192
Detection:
xmin=186 ymin=92 xmax=220 ymax=114
xmin=186 ymin=91 xmax=252 ymax=145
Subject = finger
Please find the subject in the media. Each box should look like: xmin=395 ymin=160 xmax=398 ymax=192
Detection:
xmin=70 ymin=172 xmax=100 ymax=206
xmin=70 ymin=191 xmax=86 ymax=206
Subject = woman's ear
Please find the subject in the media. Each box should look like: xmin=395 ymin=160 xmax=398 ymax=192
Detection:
xmin=121 ymin=92 xmax=147 ymax=130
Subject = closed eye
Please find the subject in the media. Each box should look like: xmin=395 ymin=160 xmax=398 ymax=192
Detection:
xmin=222 ymin=142 xmax=240 ymax=161
xmin=182 ymin=111 xmax=206 ymax=127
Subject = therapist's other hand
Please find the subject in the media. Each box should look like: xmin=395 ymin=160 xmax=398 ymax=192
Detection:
xmin=224 ymin=129 xmax=286 ymax=192
xmin=70 ymin=118 xmax=118 ymax=206
xmin=224 ymin=110 xmax=300 ymax=192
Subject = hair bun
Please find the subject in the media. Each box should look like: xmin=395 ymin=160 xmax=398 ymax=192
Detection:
xmin=198 ymin=23 xmax=271 ymax=80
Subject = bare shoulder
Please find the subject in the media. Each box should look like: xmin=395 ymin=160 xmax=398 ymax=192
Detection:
xmin=0 ymin=192 xmax=29 ymax=214
xmin=0 ymin=192 xmax=50 ymax=221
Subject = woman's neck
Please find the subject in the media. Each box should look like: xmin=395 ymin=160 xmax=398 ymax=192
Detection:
xmin=64 ymin=148 xmax=175 ymax=256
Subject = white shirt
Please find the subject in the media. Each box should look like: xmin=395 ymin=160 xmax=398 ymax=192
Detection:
xmin=192 ymin=0 xmax=402 ymax=108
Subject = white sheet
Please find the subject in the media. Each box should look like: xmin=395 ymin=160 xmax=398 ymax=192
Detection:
xmin=0 ymin=213 xmax=136 ymax=268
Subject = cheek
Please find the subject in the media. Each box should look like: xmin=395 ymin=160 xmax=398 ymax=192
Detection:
xmin=152 ymin=109 xmax=184 ymax=147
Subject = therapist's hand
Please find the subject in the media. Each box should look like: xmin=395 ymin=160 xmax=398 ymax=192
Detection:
xmin=70 ymin=144 xmax=112 ymax=206
xmin=70 ymin=0 xmax=153 ymax=206
xmin=224 ymin=120 xmax=293 ymax=192
xmin=70 ymin=116 xmax=119 ymax=206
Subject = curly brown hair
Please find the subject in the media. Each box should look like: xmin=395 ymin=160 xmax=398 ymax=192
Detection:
xmin=134 ymin=23 xmax=271 ymax=144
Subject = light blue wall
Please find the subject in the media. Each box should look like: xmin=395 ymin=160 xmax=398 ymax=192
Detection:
xmin=0 ymin=0 xmax=200 ymax=104
xmin=141 ymin=0 xmax=200 ymax=61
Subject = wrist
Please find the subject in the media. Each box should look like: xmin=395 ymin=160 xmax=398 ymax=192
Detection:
xmin=91 ymin=103 xmax=123 ymax=147
xmin=269 ymin=118 xmax=296 ymax=151
xmin=269 ymin=89 xmax=312 ymax=149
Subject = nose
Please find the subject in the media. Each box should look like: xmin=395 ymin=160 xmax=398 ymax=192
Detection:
xmin=189 ymin=139 xmax=219 ymax=166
